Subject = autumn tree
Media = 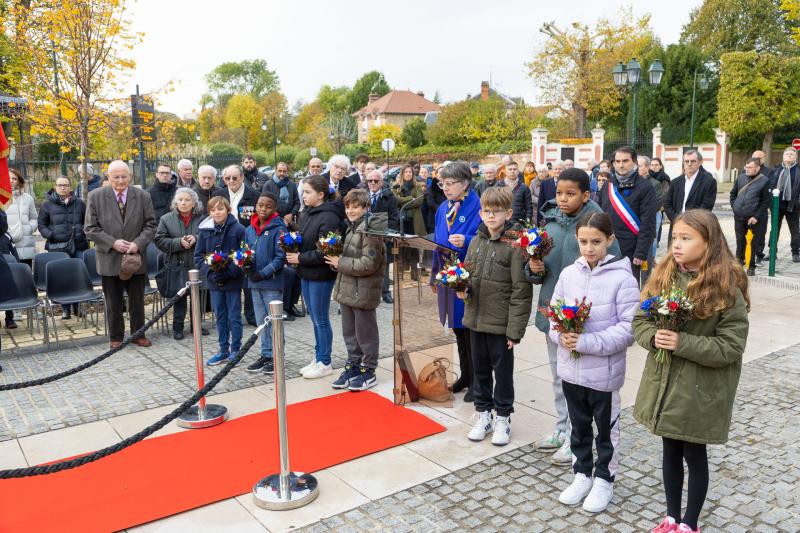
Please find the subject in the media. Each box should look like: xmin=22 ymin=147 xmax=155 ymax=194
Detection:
xmin=681 ymin=0 xmax=799 ymax=59
xmin=346 ymin=71 xmax=390 ymax=113
xmin=205 ymin=59 xmax=280 ymax=105
xmin=527 ymin=7 xmax=657 ymax=135
xmin=782 ymin=0 xmax=800 ymax=45
xmin=717 ymin=51 xmax=800 ymax=155
xmin=9 ymin=0 xmax=141 ymax=197
xmin=401 ymin=117 xmax=427 ymax=148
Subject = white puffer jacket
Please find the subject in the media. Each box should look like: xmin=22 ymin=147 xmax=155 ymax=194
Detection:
xmin=6 ymin=190 xmax=38 ymax=260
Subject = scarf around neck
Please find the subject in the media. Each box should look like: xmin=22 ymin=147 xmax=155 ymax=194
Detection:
xmin=777 ymin=163 xmax=796 ymax=205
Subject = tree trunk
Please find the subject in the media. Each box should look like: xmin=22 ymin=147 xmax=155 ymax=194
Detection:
xmin=762 ymin=130 xmax=774 ymax=167
xmin=80 ymin=117 xmax=89 ymax=201
xmin=572 ymin=104 xmax=587 ymax=137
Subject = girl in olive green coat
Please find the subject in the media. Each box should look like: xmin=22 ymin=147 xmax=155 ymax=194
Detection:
xmin=633 ymin=210 xmax=749 ymax=533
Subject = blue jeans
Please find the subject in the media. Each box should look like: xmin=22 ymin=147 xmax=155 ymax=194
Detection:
xmin=251 ymin=288 xmax=283 ymax=359
xmin=300 ymin=278 xmax=335 ymax=365
xmin=210 ymin=289 xmax=242 ymax=355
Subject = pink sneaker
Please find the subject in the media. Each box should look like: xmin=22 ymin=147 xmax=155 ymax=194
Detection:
xmin=652 ymin=516 xmax=678 ymax=533
xmin=676 ymin=525 xmax=700 ymax=533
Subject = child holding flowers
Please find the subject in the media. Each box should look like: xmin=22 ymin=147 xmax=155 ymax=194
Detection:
xmin=548 ymin=212 xmax=639 ymax=513
xmin=525 ymin=168 xmax=621 ymax=465
xmin=633 ymin=209 xmax=749 ymax=533
xmin=194 ymin=196 xmax=246 ymax=366
xmin=461 ymin=187 xmax=532 ymax=446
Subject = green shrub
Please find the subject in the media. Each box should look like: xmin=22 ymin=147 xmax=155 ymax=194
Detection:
xmin=250 ymin=150 xmax=270 ymax=166
xmin=208 ymin=142 xmax=244 ymax=158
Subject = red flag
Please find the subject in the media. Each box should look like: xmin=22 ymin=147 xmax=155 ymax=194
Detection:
xmin=0 ymin=126 xmax=11 ymax=209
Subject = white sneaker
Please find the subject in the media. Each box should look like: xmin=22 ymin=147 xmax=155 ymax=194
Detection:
xmin=491 ymin=415 xmax=511 ymax=446
xmin=467 ymin=411 xmax=494 ymax=442
xmin=551 ymin=440 xmax=573 ymax=464
xmin=299 ymin=357 xmax=317 ymax=376
xmin=533 ymin=430 xmax=566 ymax=450
xmin=558 ymin=472 xmax=594 ymax=505
xmin=303 ymin=361 xmax=332 ymax=379
xmin=582 ymin=477 xmax=614 ymax=513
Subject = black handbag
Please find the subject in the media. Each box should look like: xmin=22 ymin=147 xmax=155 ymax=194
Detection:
xmin=156 ymin=249 xmax=189 ymax=298
xmin=49 ymin=235 xmax=76 ymax=257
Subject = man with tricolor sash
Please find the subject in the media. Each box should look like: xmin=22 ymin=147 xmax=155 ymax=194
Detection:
xmin=599 ymin=146 xmax=657 ymax=284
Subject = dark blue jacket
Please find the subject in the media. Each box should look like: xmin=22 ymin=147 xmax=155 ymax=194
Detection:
xmin=194 ymin=213 xmax=246 ymax=291
xmin=537 ymin=178 xmax=557 ymax=224
xmin=244 ymin=214 xmax=286 ymax=291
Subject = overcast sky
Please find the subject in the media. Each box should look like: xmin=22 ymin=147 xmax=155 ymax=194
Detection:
xmin=127 ymin=0 xmax=702 ymax=117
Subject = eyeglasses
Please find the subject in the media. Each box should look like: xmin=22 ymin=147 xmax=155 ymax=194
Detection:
xmin=683 ymin=159 xmax=699 ymax=164
xmin=366 ymin=179 xmax=381 ymax=183
xmin=441 ymin=180 xmax=463 ymax=188
xmin=480 ymin=209 xmax=505 ymax=217
xmin=55 ymin=183 xmax=71 ymax=188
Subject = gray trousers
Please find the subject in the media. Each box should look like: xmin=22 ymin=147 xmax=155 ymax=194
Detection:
xmin=546 ymin=335 xmax=571 ymax=437
xmin=340 ymin=303 xmax=380 ymax=369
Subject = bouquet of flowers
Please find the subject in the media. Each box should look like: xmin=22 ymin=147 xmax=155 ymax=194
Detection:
xmin=640 ymin=287 xmax=695 ymax=365
xmin=230 ymin=241 xmax=255 ymax=271
xmin=204 ymin=251 xmax=230 ymax=272
xmin=548 ymin=297 xmax=593 ymax=359
xmin=433 ymin=253 xmax=471 ymax=294
xmin=316 ymin=231 xmax=344 ymax=256
xmin=504 ymin=222 xmax=554 ymax=262
xmin=279 ymin=231 xmax=302 ymax=253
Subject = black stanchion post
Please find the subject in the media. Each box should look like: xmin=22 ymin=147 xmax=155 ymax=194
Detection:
xmin=177 ymin=269 xmax=228 ymax=429
xmin=253 ymin=300 xmax=319 ymax=510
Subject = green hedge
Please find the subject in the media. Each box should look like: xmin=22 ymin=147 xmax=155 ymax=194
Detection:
xmin=364 ymin=140 xmax=531 ymax=162
xmin=209 ymin=143 xmax=244 ymax=159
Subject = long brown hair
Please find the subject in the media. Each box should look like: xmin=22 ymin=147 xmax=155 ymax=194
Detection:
xmin=642 ymin=209 xmax=750 ymax=318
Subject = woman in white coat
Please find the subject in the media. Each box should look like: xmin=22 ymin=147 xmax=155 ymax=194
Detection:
xmin=6 ymin=169 xmax=38 ymax=265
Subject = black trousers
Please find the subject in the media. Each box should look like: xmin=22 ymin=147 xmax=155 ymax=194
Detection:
xmin=101 ymin=273 xmax=146 ymax=342
xmin=562 ymin=381 xmax=621 ymax=483
xmin=243 ymin=288 xmax=255 ymax=324
xmin=452 ymin=327 xmax=472 ymax=391
xmin=754 ymin=213 xmax=768 ymax=259
xmin=769 ymin=206 xmax=800 ymax=255
xmin=283 ymin=266 xmax=301 ymax=310
xmin=734 ymin=216 xmax=765 ymax=265
xmin=469 ymin=330 xmax=514 ymax=417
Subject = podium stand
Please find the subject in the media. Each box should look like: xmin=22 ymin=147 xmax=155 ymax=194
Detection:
xmin=368 ymin=231 xmax=458 ymax=405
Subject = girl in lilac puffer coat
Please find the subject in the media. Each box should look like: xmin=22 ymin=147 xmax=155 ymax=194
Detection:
xmin=548 ymin=212 xmax=640 ymax=514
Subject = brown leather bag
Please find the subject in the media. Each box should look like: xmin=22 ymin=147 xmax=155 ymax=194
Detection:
xmin=417 ymin=358 xmax=453 ymax=402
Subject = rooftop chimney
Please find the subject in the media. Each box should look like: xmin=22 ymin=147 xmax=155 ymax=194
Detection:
xmin=480 ymin=81 xmax=490 ymax=102
xmin=368 ymin=92 xmax=379 ymax=104
xmin=416 ymin=90 xmax=425 ymax=98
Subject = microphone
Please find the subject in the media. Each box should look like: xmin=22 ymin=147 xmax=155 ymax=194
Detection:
xmin=398 ymin=194 xmax=424 ymax=236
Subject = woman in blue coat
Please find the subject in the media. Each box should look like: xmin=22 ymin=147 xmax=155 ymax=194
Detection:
xmin=194 ymin=196 xmax=246 ymax=366
xmin=431 ymin=161 xmax=481 ymax=401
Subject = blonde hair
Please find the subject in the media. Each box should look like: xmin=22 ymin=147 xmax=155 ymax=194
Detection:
xmin=642 ymin=209 xmax=750 ymax=318
xmin=206 ymin=196 xmax=231 ymax=213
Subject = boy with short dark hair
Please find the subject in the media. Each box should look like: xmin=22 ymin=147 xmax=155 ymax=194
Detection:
xmin=326 ymin=188 xmax=387 ymax=391
xmin=526 ymin=168 xmax=621 ymax=464
xmin=461 ymin=187 xmax=533 ymax=446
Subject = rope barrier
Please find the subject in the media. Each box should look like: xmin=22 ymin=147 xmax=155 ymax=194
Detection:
xmin=0 ymin=285 xmax=190 ymax=392
xmin=0 ymin=330 xmax=260 ymax=479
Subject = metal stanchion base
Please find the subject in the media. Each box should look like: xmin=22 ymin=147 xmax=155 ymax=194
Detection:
xmin=176 ymin=404 xmax=228 ymax=429
xmin=253 ymin=472 xmax=319 ymax=510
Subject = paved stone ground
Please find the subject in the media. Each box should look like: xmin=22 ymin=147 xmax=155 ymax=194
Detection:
xmin=296 ymin=346 xmax=800 ymax=533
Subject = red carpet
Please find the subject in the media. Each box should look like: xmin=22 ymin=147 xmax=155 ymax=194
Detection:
xmin=0 ymin=392 xmax=444 ymax=532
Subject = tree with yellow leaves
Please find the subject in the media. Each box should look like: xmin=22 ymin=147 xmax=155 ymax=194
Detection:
xmin=7 ymin=0 xmax=141 ymax=197
xmin=783 ymin=0 xmax=800 ymax=45
xmin=527 ymin=7 xmax=656 ymax=135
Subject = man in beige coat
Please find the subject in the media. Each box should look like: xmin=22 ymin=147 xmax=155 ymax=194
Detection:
xmin=85 ymin=160 xmax=157 ymax=348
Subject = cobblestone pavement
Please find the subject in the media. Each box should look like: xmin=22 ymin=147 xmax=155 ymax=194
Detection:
xmin=297 ymin=346 xmax=800 ymax=533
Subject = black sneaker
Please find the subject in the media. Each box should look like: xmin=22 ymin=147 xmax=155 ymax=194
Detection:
xmin=283 ymin=313 xmax=295 ymax=322
xmin=332 ymin=363 xmax=358 ymax=389
xmin=747 ymin=266 xmax=756 ymax=276
xmin=793 ymin=253 xmax=800 ymax=263
xmin=348 ymin=367 xmax=377 ymax=391
xmin=262 ymin=359 xmax=274 ymax=375
xmin=173 ymin=330 xmax=185 ymax=340
xmin=246 ymin=357 xmax=268 ymax=373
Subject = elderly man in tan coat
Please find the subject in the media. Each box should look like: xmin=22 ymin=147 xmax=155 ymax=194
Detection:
xmin=85 ymin=160 xmax=157 ymax=348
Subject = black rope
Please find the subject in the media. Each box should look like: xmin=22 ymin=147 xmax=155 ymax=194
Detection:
xmin=0 ymin=287 xmax=190 ymax=392
xmin=0 ymin=331 xmax=259 ymax=478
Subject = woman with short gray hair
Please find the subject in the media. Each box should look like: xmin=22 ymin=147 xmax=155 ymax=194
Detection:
xmin=154 ymin=187 xmax=206 ymax=339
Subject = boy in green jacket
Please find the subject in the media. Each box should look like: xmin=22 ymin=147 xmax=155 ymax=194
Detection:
xmin=461 ymin=187 xmax=533 ymax=446
xmin=525 ymin=168 xmax=621 ymax=464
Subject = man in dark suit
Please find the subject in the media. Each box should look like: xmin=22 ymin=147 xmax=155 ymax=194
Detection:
xmin=366 ymin=169 xmax=399 ymax=304
xmin=85 ymin=160 xmax=157 ymax=348
xmin=213 ymin=164 xmax=260 ymax=326
xmin=663 ymin=149 xmax=717 ymax=241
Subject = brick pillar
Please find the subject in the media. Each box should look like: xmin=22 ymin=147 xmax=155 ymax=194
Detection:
xmin=652 ymin=123 xmax=663 ymax=159
xmin=714 ymin=128 xmax=729 ymax=182
xmin=591 ymin=124 xmax=605 ymax=162
xmin=531 ymin=127 xmax=549 ymax=166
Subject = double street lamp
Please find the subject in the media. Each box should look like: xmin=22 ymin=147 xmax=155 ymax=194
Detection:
xmin=612 ymin=58 xmax=665 ymax=148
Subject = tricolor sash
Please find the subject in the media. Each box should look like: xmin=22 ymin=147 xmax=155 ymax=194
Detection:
xmin=608 ymin=183 xmax=640 ymax=235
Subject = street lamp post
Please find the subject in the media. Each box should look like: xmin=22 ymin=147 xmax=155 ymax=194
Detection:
xmin=612 ymin=58 xmax=664 ymax=149
xmin=689 ymin=69 xmax=709 ymax=148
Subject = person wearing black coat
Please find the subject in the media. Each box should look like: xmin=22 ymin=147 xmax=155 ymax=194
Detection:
xmin=768 ymin=147 xmax=800 ymax=262
xmin=212 ymin=165 xmax=261 ymax=326
xmin=147 ymin=165 xmax=178 ymax=222
xmin=262 ymin=163 xmax=300 ymax=225
xmin=38 ymin=185 xmax=89 ymax=256
xmin=663 ymin=151 xmax=717 ymax=242
xmin=0 ymin=251 xmax=20 ymax=372
xmin=425 ymin=174 xmax=447 ymax=234
xmin=730 ymin=158 xmax=771 ymax=273
xmin=286 ymin=176 xmax=345 ymax=378
xmin=509 ymin=180 xmax=533 ymax=223
xmin=366 ymin=169 xmax=399 ymax=303
xmin=537 ymin=177 xmax=556 ymax=224
xmin=599 ymin=148 xmax=657 ymax=283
